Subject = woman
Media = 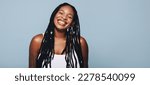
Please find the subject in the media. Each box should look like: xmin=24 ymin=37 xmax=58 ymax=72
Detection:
xmin=29 ymin=3 xmax=88 ymax=68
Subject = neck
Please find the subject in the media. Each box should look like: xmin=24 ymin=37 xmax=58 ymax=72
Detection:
xmin=54 ymin=28 xmax=66 ymax=39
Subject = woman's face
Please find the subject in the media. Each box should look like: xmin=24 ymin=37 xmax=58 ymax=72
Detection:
xmin=54 ymin=5 xmax=74 ymax=31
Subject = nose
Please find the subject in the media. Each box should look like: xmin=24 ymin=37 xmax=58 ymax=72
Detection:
xmin=62 ymin=14 xmax=67 ymax=20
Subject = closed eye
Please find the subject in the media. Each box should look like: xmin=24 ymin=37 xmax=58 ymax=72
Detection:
xmin=68 ymin=15 xmax=73 ymax=19
xmin=58 ymin=11 xmax=64 ymax=15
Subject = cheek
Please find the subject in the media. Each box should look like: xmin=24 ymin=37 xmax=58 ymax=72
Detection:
xmin=54 ymin=16 xmax=57 ymax=25
xmin=67 ymin=19 xmax=73 ymax=25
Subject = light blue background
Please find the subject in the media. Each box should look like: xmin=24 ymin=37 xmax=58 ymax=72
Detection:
xmin=0 ymin=0 xmax=150 ymax=67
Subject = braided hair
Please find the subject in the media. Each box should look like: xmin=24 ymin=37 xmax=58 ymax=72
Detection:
xmin=36 ymin=3 xmax=84 ymax=68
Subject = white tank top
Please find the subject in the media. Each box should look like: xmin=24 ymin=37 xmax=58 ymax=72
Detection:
xmin=42 ymin=53 xmax=80 ymax=68
xmin=51 ymin=54 xmax=66 ymax=68
xmin=51 ymin=53 xmax=80 ymax=68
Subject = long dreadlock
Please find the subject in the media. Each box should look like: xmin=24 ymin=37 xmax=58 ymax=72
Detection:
xmin=36 ymin=3 xmax=84 ymax=68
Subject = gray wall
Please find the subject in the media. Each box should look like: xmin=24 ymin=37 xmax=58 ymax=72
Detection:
xmin=0 ymin=0 xmax=150 ymax=67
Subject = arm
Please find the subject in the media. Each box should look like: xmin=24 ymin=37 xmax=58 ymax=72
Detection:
xmin=29 ymin=34 xmax=43 ymax=68
xmin=80 ymin=37 xmax=89 ymax=68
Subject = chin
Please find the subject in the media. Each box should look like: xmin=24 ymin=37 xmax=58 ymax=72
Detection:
xmin=55 ymin=26 xmax=68 ymax=32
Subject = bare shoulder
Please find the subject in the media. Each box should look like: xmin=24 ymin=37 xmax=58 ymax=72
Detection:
xmin=31 ymin=34 xmax=44 ymax=44
xmin=80 ymin=36 xmax=88 ymax=46
xmin=29 ymin=33 xmax=44 ymax=52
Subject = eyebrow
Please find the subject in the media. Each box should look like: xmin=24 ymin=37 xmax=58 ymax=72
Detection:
xmin=59 ymin=9 xmax=73 ymax=16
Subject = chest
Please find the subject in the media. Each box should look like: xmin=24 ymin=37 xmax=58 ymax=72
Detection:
xmin=54 ymin=39 xmax=66 ymax=54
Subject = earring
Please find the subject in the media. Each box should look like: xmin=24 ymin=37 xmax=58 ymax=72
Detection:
xmin=67 ymin=28 xmax=70 ymax=32
xmin=50 ymin=31 xmax=53 ymax=34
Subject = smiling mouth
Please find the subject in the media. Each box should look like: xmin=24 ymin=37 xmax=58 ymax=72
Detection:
xmin=57 ymin=19 xmax=67 ymax=26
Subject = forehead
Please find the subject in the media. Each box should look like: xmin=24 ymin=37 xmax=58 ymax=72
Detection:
xmin=58 ymin=5 xmax=74 ymax=15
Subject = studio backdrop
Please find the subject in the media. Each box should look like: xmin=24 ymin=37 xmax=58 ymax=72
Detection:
xmin=0 ymin=0 xmax=150 ymax=67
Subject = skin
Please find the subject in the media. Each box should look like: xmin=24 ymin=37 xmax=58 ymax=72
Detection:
xmin=29 ymin=5 xmax=88 ymax=68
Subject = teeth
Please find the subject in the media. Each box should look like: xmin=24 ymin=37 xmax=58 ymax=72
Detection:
xmin=58 ymin=20 xmax=66 ymax=26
